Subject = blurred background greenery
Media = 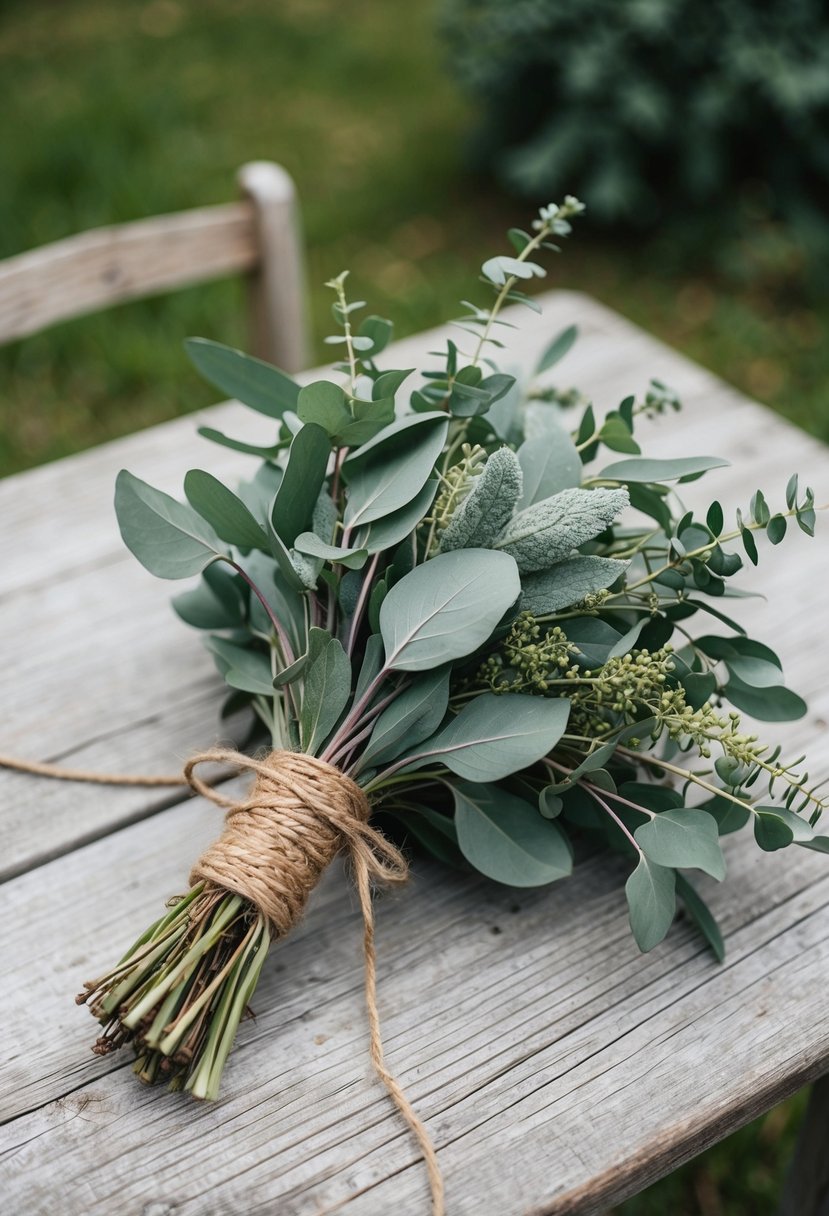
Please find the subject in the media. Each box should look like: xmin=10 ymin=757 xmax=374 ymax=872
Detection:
xmin=2 ymin=0 xmax=828 ymax=480
xmin=0 ymin=1 xmax=820 ymax=1207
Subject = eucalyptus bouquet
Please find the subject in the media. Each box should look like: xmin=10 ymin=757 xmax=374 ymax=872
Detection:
xmin=78 ymin=199 xmax=825 ymax=1113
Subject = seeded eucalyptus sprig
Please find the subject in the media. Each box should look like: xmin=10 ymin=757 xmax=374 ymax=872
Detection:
xmin=86 ymin=198 xmax=825 ymax=1098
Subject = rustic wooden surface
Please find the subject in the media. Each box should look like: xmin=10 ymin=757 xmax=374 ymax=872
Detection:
xmin=1 ymin=291 xmax=827 ymax=1215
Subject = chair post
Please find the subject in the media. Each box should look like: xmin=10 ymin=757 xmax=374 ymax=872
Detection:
xmin=237 ymin=161 xmax=309 ymax=373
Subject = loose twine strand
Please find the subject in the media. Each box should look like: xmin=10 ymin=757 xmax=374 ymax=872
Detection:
xmin=0 ymin=748 xmax=445 ymax=1216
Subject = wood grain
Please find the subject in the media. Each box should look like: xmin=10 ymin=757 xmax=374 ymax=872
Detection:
xmin=0 ymin=202 xmax=257 ymax=344
xmin=1 ymin=291 xmax=828 ymax=1214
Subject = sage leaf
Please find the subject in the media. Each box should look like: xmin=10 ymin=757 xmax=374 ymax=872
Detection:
xmin=626 ymin=856 xmax=676 ymax=952
xmin=405 ymin=693 xmax=570 ymax=782
xmin=452 ymin=781 xmax=572 ymax=886
xmin=495 ymin=487 xmax=628 ymax=573
xmin=300 ymin=635 xmax=351 ymax=754
xmin=270 ymin=423 xmax=331 ymax=548
xmin=361 ymin=667 xmax=451 ymax=766
xmin=380 ymin=549 xmax=520 ymax=672
xmin=520 ymin=556 xmax=629 ymax=615
xmin=634 ymin=809 xmax=726 ymax=880
xmin=600 ymin=455 xmax=729 ymax=483
xmin=115 ymin=470 xmax=225 ymax=580
xmin=185 ymin=338 xmax=299 ymax=418
xmin=675 ymin=873 xmax=725 ymax=962
xmin=439 ymin=447 xmax=523 ymax=552
xmin=183 ymin=470 xmax=271 ymax=552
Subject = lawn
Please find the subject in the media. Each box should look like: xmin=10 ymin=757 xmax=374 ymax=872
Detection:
xmin=0 ymin=0 xmax=818 ymax=1208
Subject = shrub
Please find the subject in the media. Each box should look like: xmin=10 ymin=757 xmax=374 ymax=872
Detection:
xmin=441 ymin=0 xmax=829 ymax=230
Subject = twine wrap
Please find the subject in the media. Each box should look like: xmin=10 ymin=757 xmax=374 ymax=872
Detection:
xmin=183 ymin=748 xmax=444 ymax=1216
xmin=185 ymin=749 xmax=408 ymax=934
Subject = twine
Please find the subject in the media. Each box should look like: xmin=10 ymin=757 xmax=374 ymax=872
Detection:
xmin=1 ymin=747 xmax=445 ymax=1215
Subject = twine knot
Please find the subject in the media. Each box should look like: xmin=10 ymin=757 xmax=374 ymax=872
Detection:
xmin=184 ymin=749 xmax=408 ymax=934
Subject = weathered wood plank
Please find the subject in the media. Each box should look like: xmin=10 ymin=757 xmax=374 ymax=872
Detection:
xmin=2 ymin=291 xmax=827 ymax=877
xmin=0 ymin=766 xmax=827 ymax=1214
xmin=0 ymin=202 xmax=258 ymax=345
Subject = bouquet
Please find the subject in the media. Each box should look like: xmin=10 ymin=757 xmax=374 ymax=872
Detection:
xmin=76 ymin=198 xmax=824 ymax=1183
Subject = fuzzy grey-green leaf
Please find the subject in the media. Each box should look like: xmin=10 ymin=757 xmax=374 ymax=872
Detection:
xmin=439 ymin=447 xmax=523 ymax=552
xmin=495 ymin=487 xmax=629 ymax=573
xmin=520 ymin=555 xmax=629 ymax=615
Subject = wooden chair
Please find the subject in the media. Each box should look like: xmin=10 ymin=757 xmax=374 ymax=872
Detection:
xmin=0 ymin=161 xmax=309 ymax=372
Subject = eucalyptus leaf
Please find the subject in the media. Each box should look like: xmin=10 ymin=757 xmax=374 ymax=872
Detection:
xmin=634 ymin=809 xmax=726 ymax=880
xmin=379 ymin=549 xmax=521 ymax=672
xmin=405 ymin=693 xmax=570 ymax=782
xmin=725 ymin=675 xmax=807 ymax=722
xmin=183 ymin=470 xmax=271 ymax=552
xmin=293 ymin=532 xmax=368 ymax=570
xmin=675 ymin=873 xmax=725 ymax=962
xmin=344 ymin=416 xmax=448 ymax=529
xmin=296 ymin=380 xmax=351 ymax=435
xmin=600 ymin=455 xmax=729 ymax=483
xmin=185 ymin=338 xmax=299 ymax=418
xmin=452 ymin=781 xmax=572 ymax=886
xmin=535 ymin=324 xmax=577 ymax=374
xmin=114 ymin=470 xmax=225 ymax=580
xmin=361 ymin=667 xmax=451 ymax=767
xmin=625 ymin=856 xmax=676 ymax=951
xmin=356 ymin=479 xmax=438 ymax=554
xmin=270 ymin=423 xmax=331 ymax=548
xmin=300 ymin=634 xmax=352 ymax=754
xmin=516 ymin=422 xmax=582 ymax=507
xmin=753 ymin=806 xmax=812 ymax=850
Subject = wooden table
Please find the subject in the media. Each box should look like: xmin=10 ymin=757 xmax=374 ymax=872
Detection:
xmin=1 ymin=292 xmax=827 ymax=1215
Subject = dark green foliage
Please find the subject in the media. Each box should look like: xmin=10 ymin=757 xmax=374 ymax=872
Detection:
xmin=441 ymin=0 xmax=829 ymax=231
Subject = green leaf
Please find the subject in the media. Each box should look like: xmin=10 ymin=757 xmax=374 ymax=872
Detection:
xmin=400 ymin=806 xmax=464 ymax=869
xmin=600 ymin=456 xmax=729 ymax=483
xmin=296 ymin=380 xmax=351 ymax=436
xmin=380 ymin=549 xmax=520 ymax=672
xmin=635 ymin=809 xmax=726 ymax=880
xmin=516 ymin=423 xmax=581 ymax=507
xmin=753 ymin=806 xmax=812 ymax=851
xmin=706 ymin=501 xmax=724 ymax=536
xmin=406 ymin=693 xmax=570 ymax=782
xmin=115 ymin=470 xmax=225 ymax=580
xmin=185 ymin=338 xmax=299 ymax=418
xmin=293 ymin=532 xmax=368 ymax=569
xmin=172 ymin=578 xmax=244 ymax=631
xmin=354 ymin=634 xmax=385 ymax=700
xmin=440 ymin=447 xmax=523 ymax=552
xmin=599 ymin=413 xmax=640 ymax=455
xmin=625 ymin=856 xmax=676 ymax=952
xmin=183 ymin=470 xmax=270 ymax=552
xmin=494 ymin=487 xmax=628 ymax=573
xmin=358 ymin=315 xmax=394 ymax=357
xmin=520 ymin=555 xmax=628 ymax=615
xmin=240 ymin=550 xmax=305 ymax=651
xmin=205 ymin=637 xmax=274 ymax=695
xmin=539 ymin=788 xmax=564 ymax=818
xmin=766 ymin=514 xmax=787 ymax=545
xmin=270 ymin=423 xmax=331 ymax=547
xmin=356 ymin=479 xmax=438 ymax=554
xmin=344 ymin=415 xmax=448 ymax=529
xmin=535 ymin=324 xmax=577 ymax=374
xmin=725 ymin=675 xmax=807 ymax=722
xmin=361 ymin=667 xmax=451 ymax=766
xmin=300 ymin=633 xmax=352 ymax=754
xmin=452 ymin=781 xmax=572 ymax=886
xmin=482 ymin=255 xmax=545 ymax=285
xmin=675 ymin=873 xmax=725 ymax=962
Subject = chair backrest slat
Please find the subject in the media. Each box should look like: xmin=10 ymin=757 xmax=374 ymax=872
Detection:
xmin=0 ymin=201 xmax=259 ymax=346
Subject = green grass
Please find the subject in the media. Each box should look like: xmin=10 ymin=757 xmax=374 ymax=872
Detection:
xmin=0 ymin=2 xmax=820 ymax=1208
